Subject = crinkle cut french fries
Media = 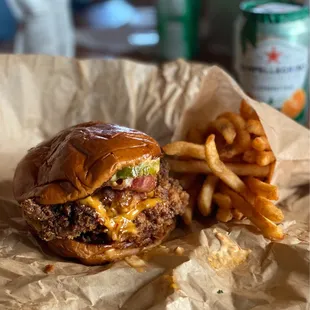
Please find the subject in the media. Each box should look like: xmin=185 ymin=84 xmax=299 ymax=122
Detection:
xmin=163 ymin=100 xmax=283 ymax=240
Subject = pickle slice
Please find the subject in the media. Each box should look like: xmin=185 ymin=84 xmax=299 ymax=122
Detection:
xmin=110 ymin=158 xmax=160 ymax=181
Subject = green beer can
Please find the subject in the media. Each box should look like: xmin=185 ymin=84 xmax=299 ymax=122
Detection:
xmin=156 ymin=0 xmax=201 ymax=60
xmin=234 ymin=1 xmax=309 ymax=124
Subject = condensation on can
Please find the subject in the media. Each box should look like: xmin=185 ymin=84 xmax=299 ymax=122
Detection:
xmin=234 ymin=1 xmax=309 ymax=125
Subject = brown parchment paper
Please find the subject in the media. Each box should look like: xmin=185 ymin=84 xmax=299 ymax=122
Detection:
xmin=0 ymin=55 xmax=309 ymax=310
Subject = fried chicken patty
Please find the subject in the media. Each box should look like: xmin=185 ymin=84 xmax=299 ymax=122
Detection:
xmin=21 ymin=161 xmax=189 ymax=248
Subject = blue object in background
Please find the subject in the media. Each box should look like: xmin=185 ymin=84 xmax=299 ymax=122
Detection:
xmin=0 ymin=0 xmax=17 ymax=40
xmin=86 ymin=0 xmax=135 ymax=28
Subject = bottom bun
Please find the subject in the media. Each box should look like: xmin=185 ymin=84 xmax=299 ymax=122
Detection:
xmin=47 ymin=222 xmax=176 ymax=265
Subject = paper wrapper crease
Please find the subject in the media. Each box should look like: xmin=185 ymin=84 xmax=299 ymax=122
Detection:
xmin=0 ymin=55 xmax=309 ymax=310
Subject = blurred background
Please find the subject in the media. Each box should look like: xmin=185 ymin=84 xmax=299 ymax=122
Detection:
xmin=0 ymin=0 xmax=308 ymax=73
xmin=0 ymin=0 xmax=308 ymax=124
xmin=0 ymin=0 xmax=257 ymax=74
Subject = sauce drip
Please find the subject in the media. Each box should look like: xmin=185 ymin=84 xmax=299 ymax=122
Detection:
xmin=208 ymin=229 xmax=251 ymax=270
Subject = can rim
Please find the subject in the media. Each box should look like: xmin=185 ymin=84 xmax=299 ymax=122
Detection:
xmin=240 ymin=0 xmax=309 ymax=23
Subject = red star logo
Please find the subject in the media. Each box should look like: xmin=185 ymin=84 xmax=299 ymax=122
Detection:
xmin=267 ymin=48 xmax=281 ymax=63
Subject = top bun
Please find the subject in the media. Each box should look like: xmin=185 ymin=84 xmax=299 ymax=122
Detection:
xmin=13 ymin=122 xmax=161 ymax=204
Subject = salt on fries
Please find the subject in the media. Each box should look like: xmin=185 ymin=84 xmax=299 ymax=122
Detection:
xmin=163 ymin=100 xmax=282 ymax=240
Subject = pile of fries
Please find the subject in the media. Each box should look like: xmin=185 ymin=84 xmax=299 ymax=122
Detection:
xmin=163 ymin=100 xmax=284 ymax=240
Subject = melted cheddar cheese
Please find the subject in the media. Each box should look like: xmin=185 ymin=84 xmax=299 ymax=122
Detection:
xmin=79 ymin=196 xmax=161 ymax=241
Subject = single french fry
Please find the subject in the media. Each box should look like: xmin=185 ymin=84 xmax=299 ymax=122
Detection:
xmin=163 ymin=141 xmax=205 ymax=160
xmin=216 ymin=208 xmax=233 ymax=222
xmin=182 ymin=186 xmax=200 ymax=225
xmin=266 ymin=161 xmax=276 ymax=184
xmin=183 ymin=203 xmax=194 ymax=225
xmin=226 ymin=163 xmax=270 ymax=177
xmin=220 ymin=184 xmax=283 ymax=240
xmin=208 ymin=117 xmax=236 ymax=144
xmin=213 ymin=193 xmax=232 ymax=210
xmin=187 ymin=127 xmax=205 ymax=144
xmin=256 ymin=151 xmax=276 ymax=166
xmin=254 ymin=196 xmax=284 ymax=223
xmin=240 ymin=99 xmax=258 ymax=120
xmin=232 ymin=209 xmax=243 ymax=220
xmin=246 ymin=120 xmax=265 ymax=136
xmin=243 ymin=150 xmax=257 ymax=164
xmin=250 ymin=210 xmax=284 ymax=240
xmin=166 ymin=158 xmax=270 ymax=178
xmin=198 ymin=175 xmax=219 ymax=216
xmin=244 ymin=176 xmax=279 ymax=200
xmin=252 ymin=136 xmax=271 ymax=151
xmin=205 ymin=135 xmax=255 ymax=204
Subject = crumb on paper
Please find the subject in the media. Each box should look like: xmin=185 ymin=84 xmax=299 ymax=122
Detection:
xmin=162 ymin=275 xmax=179 ymax=290
xmin=124 ymin=255 xmax=147 ymax=269
xmin=217 ymin=290 xmax=224 ymax=294
xmin=158 ymin=245 xmax=170 ymax=253
xmin=174 ymin=246 xmax=185 ymax=255
xmin=141 ymin=245 xmax=171 ymax=261
xmin=43 ymin=264 xmax=54 ymax=274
